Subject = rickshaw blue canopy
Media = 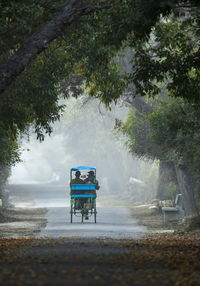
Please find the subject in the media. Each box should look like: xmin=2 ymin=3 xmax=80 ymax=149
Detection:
xmin=71 ymin=166 xmax=96 ymax=171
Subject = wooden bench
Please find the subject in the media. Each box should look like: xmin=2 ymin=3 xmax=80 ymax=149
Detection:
xmin=162 ymin=194 xmax=185 ymax=224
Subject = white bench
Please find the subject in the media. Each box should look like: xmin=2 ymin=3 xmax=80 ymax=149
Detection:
xmin=162 ymin=194 xmax=185 ymax=224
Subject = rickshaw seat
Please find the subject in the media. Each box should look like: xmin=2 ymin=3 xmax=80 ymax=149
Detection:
xmin=70 ymin=184 xmax=96 ymax=196
xmin=71 ymin=194 xmax=96 ymax=198
xmin=71 ymin=184 xmax=95 ymax=190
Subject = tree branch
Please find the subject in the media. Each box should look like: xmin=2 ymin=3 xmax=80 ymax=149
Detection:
xmin=0 ymin=0 xmax=110 ymax=95
xmin=123 ymin=91 xmax=154 ymax=115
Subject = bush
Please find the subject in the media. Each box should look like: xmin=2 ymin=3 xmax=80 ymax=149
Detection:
xmin=187 ymin=215 xmax=200 ymax=231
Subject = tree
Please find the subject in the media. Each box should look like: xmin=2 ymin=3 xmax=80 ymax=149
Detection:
xmin=0 ymin=127 xmax=20 ymax=206
xmin=121 ymin=97 xmax=200 ymax=214
xmin=1 ymin=0 xmax=199 ymax=140
xmin=127 ymin=17 xmax=200 ymax=103
xmin=117 ymin=12 xmax=200 ymax=214
xmin=0 ymin=0 xmax=110 ymax=95
xmin=1 ymin=0 xmax=200 ymax=207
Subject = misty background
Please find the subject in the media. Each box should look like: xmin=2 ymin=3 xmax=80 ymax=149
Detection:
xmin=9 ymin=96 xmax=158 ymax=205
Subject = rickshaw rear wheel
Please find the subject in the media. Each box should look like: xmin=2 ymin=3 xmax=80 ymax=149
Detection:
xmin=70 ymin=206 xmax=73 ymax=223
xmin=94 ymin=208 xmax=97 ymax=223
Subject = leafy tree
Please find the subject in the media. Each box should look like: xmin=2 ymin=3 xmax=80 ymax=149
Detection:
xmin=1 ymin=0 xmax=200 ymax=207
xmin=0 ymin=127 xmax=20 ymax=206
xmin=127 ymin=17 xmax=200 ymax=102
xmin=122 ymin=97 xmax=200 ymax=213
xmin=0 ymin=0 xmax=200 ymax=140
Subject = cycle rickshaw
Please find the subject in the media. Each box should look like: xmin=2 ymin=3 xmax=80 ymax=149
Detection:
xmin=70 ymin=166 xmax=97 ymax=223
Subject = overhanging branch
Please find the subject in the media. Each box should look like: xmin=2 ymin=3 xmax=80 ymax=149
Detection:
xmin=0 ymin=0 xmax=111 ymax=95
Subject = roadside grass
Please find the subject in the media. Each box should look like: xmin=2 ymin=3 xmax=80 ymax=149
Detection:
xmin=130 ymin=203 xmax=178 ymax=232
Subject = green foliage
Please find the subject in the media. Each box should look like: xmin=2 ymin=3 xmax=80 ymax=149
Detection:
xmin=122 ymin=109 xmax=152 ymax=159
xmin=0 ymin=0 xmax=177 ymax=138
xmin=0 ymin=127 xmax=20 ymax=201
xmin=0 ymin=0 xmax=69 ymax=140
xmin=123 ymin=97 xmax=200 ymax=164
xmin=1 ymin=0 xmax=200 ymax=140
xmin=0 ymin=0 xmax=65 ymax=63
xmin=122 ymin=96 xmax=200 ymax=203
xmin=147 ymin=98 xmax=200 ymax=165
xmin=0 ymin=127 xmax=20 ymax=167
xmin=187 ymin=215 xmax=200 ymax=231
xmin=1 ymin=0 xmax=200 ymax=197
xmin=3 ymin=41 xmax=72 ymax=140
xmin=128 ymin=18 xmax=200 ymax=102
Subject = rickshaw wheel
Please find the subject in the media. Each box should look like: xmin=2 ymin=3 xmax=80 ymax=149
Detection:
xmin=70 ymin=206 xmax=73 ymax=223
xmin=94 ymin=208 xmax=97 ymax=223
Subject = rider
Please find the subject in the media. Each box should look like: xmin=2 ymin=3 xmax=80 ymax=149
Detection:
xmin=70 ymin=170 xmax=85 ymax=209
xmin=83 ymin=170 xmax=100 ymax=220
xmin=70 ymin=170 xmax=85 ymax=184
xmin=84 ymin=171 xmax=100 ymax=190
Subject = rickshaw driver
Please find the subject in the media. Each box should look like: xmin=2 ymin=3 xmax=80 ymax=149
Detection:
xmin=70 ymin=170 xmax=85 ymax=184
xmin=84 ymin=170 xmax=100 ymax=220
xmin=84 ymin=171 xmax=100 ymax=191
xmin=70 ymin=170 xmax=85 ymax=209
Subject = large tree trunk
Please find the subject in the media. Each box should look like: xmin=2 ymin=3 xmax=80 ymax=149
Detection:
xmin=175 ymin=166 xmax=199 ymax=216
xmin=0 ymin=166 xmax=11 ymax=207
xmin=0 ymin=0 xmax=109 ymax=95
xmin=156 ymin=161 xmax=178 ymax=201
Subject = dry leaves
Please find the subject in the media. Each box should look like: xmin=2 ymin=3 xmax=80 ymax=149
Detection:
xmin=0 ymin=233 xmax=200 ymax=285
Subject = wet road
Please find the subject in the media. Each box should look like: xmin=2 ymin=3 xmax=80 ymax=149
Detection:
xmin=7 ymin=184 xmax=147 ymax=239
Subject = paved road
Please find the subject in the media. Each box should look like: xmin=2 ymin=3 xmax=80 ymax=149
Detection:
xmin=4 ymin=185 xmax=186 ymax=286
xmin=39 ymin=206 xmax=147 ymax=239
xmin=3 ymin=185 xmax=197 ymax=286
xmin=1 ymin=235 xmax=192 ymax=286
xmin=7 ymin=184 xmax=147 ymax=239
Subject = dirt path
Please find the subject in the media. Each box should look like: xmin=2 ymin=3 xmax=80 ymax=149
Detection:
xmin=1 ymin=233 xmax=200 ymax=286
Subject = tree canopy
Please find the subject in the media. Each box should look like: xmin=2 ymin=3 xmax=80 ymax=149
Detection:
xmin=1 ymin=0 xmax=200 ymax=206
xmin=0 ymin=0 xmax=200 ymax=139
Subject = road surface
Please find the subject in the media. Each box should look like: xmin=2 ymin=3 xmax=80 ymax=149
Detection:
xmin=39 ymin=206 xmax=147 ymax=238
xmin=2 ymin=185 xmax=198 ymax=286
xmin=6 ymin=184 xmax=147 ymax=239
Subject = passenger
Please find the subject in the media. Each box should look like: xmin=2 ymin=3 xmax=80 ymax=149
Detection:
xmin=85 ymin=171 xmax=100 ymax=190
xmin=70 ymin=170 xmax=85 ymax=184
xmin=70 ymin=170 xmax=85 ymax=210
xmin=83 ymin=170 xmax=100 ymax=220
